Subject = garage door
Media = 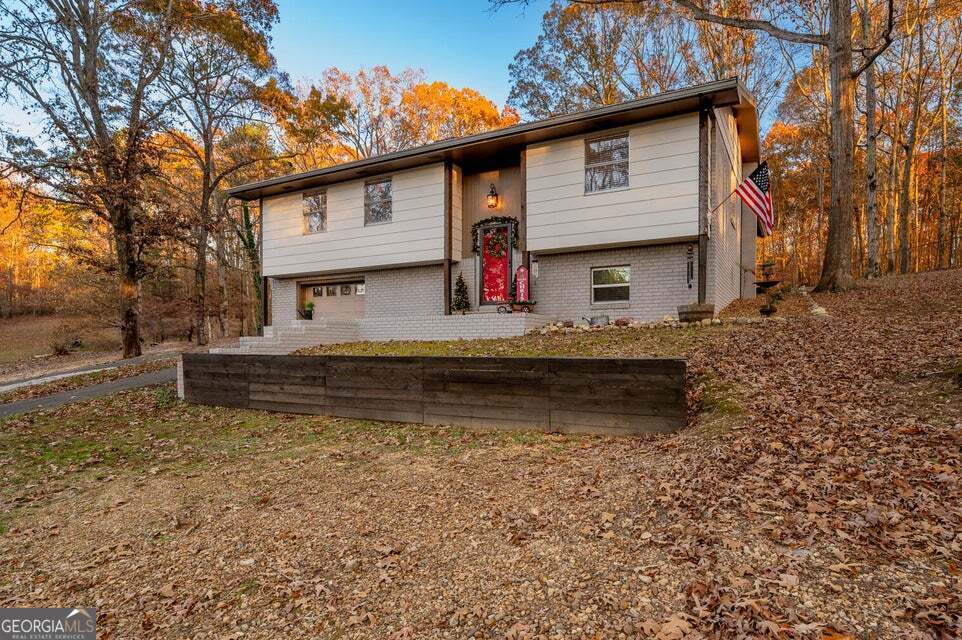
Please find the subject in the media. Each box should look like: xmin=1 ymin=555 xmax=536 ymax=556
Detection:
xmin=300 ymin=281 xmax=365 ymax=319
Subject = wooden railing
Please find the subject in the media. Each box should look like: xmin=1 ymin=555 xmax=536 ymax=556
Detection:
xmin=181 ymin=353 xmax=687 ymax=435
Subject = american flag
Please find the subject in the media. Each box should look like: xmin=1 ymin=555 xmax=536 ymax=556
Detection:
xmin=736 ymin=161 xmax=774 ymax=236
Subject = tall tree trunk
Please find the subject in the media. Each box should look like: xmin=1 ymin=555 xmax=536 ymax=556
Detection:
xmin=885 ymin=145 xmax=899 ymax=272
xmin=193 ymin=217 xmax=209 ymax=346
xmin=239 ymin=203 xmax=263 ymax=333
xmin=898 ymin=23 xmax=926 ymax=275
xmin=897 ymin=140 xmax=917 ymax=275
xmin=937 ymin=44 xmax=949 ymax=269
xmin=862 ymin=2 xmax=880 ymax=277
xmin=115 ymin=214 xmax=142 ymax=358
xmin=4 ymin=264 xmax=13 ymax=318
xmin=816 ymin=0 xmax=856 ymax=291
xmin=216 ymin=229 xmax=230 ymax=338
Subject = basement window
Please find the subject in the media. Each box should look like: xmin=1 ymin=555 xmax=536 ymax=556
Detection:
xmin=302 ymin=190 xmax=327 ymax=234
xmin=585 ymin=133 xmax=629 ymax=193
xmin=591 ymin=266 xmax=630 ymax=303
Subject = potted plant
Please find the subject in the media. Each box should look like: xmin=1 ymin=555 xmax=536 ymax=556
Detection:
xmin=303 ymin=301 xmax=315 ymax=320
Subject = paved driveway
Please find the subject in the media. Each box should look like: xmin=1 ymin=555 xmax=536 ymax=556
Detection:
xmin=0 ymin=367 xmax=176 ymax=418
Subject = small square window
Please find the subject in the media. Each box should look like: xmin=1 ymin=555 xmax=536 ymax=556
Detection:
xmin=312 ymin=286 xmax=324 ymax=297
xmin=355 ymin=283 xmax=365 ymax=295
xmin=364 ymin=178 xmax=392 ymax=225
xmin=340 ymin=284 xmax=352 ymax=296
xmin=591 ymin=266 xmax=630 ymax=303
xmin=303 ymin=190 xmax=327 ymax=233
xmin=326 ymin=285 xmax=337 ymax=297
xmin=585 ymin=133 xmax=629 ymax=193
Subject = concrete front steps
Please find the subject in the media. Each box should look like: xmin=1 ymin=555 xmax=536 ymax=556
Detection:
xmin=209 ymin=313 xmax=549 ymax=355
xmin=210 ymin=319 xmax=358 ymax=355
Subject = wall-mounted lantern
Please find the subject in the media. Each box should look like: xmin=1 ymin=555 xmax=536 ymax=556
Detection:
xmin=486 ymin=184 xmax=499 ymax=209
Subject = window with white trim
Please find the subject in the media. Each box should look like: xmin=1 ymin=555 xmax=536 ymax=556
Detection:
xmin=364 ymin=178 xmax=392 ymax=225
xmin=302 ymin=190 xmax=327 ymax=234
xmin=585 ymin=133 xmax=629 ymax=193
xmin=591 ymin=266 xmax=630 ymax=303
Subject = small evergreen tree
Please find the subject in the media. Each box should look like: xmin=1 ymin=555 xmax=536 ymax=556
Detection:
xmin=452 ymin=273 xmax=470 ymax=314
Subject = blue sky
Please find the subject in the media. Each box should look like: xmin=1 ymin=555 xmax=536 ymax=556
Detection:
xmin=0 ymin=1 xmax=547 ymax=136
xmin=271 ymin=0 xmax=547 ymax=105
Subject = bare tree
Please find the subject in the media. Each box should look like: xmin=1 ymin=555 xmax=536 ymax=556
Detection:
xmin=861 ymin=1 xmax=881 ymax=277
xmin=162 ymin=15 xmax=277 ymax=345
xmin=0 ymin=0 xmax=190 ymax=357
xmin=498 ymin=0 xmax=896 ymax=290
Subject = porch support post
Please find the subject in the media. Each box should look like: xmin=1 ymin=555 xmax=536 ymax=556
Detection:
xmin=697 ymin=108 xmax=710 ymax=306
xmin=443 ymin=161 xmax=452 ymax=315
xmin=259 ymin=197 xmax=268 ymax=335
xmin=520 ymin=149 xmax=528 ymax=269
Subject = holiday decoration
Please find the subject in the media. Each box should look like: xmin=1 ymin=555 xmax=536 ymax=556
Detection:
xmin=452 ymin=273 xmax=470 ymax=314
xmin=481 ymin=226 xmax=510 ymax=303
xmin=471 ymin=216 xmax=519 ymax=254
xmin=515 ymin=265 xmax=529 ymax=301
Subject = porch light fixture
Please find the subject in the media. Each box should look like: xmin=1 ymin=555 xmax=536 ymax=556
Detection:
xmin=486 ymin=184 xmax=498 ymax=208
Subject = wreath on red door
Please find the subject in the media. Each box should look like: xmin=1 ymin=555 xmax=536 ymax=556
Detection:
xmin=484 ymin=228 xmax=509 ymax=258
xmin=471 ymin=216 xmax=519 ymax=254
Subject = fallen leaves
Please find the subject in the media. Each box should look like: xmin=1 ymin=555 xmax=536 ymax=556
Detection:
xmin=0 ymin=271 xmax=959 ymax=639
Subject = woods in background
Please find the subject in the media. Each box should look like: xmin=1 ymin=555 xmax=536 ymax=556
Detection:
xmin=504 ymin=0 xmax=962 ymax=286
xmin=1 ymin=0 xmax=961 ymax=357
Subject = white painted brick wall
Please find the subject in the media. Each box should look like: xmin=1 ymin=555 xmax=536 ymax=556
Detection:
xmin=269 ymin=277 xmax=298 ymax=328
xmin=366 ymin=264 xmax=444 ymax=317
xmin=531 ymin=244 xmax=698 ymax=322
xmin=708 ymin=122 xmax=742 ymax=313
xmin=358 ymin=313 xmax=546 ymax=342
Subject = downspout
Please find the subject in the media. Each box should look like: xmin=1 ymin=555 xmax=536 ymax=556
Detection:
xmin=443 ymin=162 xmax=452 ymax=315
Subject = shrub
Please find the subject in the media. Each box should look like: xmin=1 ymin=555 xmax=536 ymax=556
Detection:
xmin=49 ymin=319 xmax=87 ymax=355
xmin=614 ymin=317 xmax=631 ymax=327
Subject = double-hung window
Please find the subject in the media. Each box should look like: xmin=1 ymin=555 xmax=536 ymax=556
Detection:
xmin=364 ymin=178 xmax=392 ymax=225
xmin=591 ymin=266 xmax=630 ymax=303
xmin=585 ymin=133 xmax=629 ymax=193
xmin=302 ymin=190 xmax=327 ymax=234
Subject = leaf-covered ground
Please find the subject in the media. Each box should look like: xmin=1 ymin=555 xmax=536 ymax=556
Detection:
xmin=0 ymin=270 xmax=959 ymax=639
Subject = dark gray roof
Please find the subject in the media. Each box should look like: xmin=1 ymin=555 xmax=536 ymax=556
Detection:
xmin=228 ymin=77 xmax=758 ymax=201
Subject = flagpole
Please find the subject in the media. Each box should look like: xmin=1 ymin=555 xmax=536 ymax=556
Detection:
xmin=710 ymin=187 xmax=738 ymax=214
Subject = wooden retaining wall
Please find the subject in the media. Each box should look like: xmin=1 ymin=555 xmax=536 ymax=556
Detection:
xmin=181 ymin=354 xmax=687 ymax=435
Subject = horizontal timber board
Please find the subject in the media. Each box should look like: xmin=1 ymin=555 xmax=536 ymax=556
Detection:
xmin=181 ymin=354 xmax=686 ymax=435
xmin=423 ymin=413 xmax=551 ymax=432
xmin=422 ymin=402 xmax=549 ymax=422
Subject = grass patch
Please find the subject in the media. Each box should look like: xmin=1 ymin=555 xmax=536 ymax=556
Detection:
xmin=694 ymin=370 xmax=745 ymax=436
xmin=295 ymin=324 xmax=717 ymax=359
xmin=0 ymin=385 xmax=581 ymax=520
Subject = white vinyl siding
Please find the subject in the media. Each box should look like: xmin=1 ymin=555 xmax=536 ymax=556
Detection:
xmin=262 ymin=164 xmax=445 ymax=277
xmin=526 ymin=114 xmax=700 ymax=252
xmin=450 ymin=165 xmax=463 ymax=260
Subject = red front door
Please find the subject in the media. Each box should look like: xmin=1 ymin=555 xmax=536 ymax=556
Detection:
xmin=480 ymin=225 xmax=511 ymax=304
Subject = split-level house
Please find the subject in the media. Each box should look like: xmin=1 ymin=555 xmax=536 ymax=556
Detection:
xmin=225 ymin=78 xmax=760 ymax=352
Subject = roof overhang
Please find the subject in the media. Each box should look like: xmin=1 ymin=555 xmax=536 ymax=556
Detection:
xmin=228 ymin=78 xmax=760 ymax=201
